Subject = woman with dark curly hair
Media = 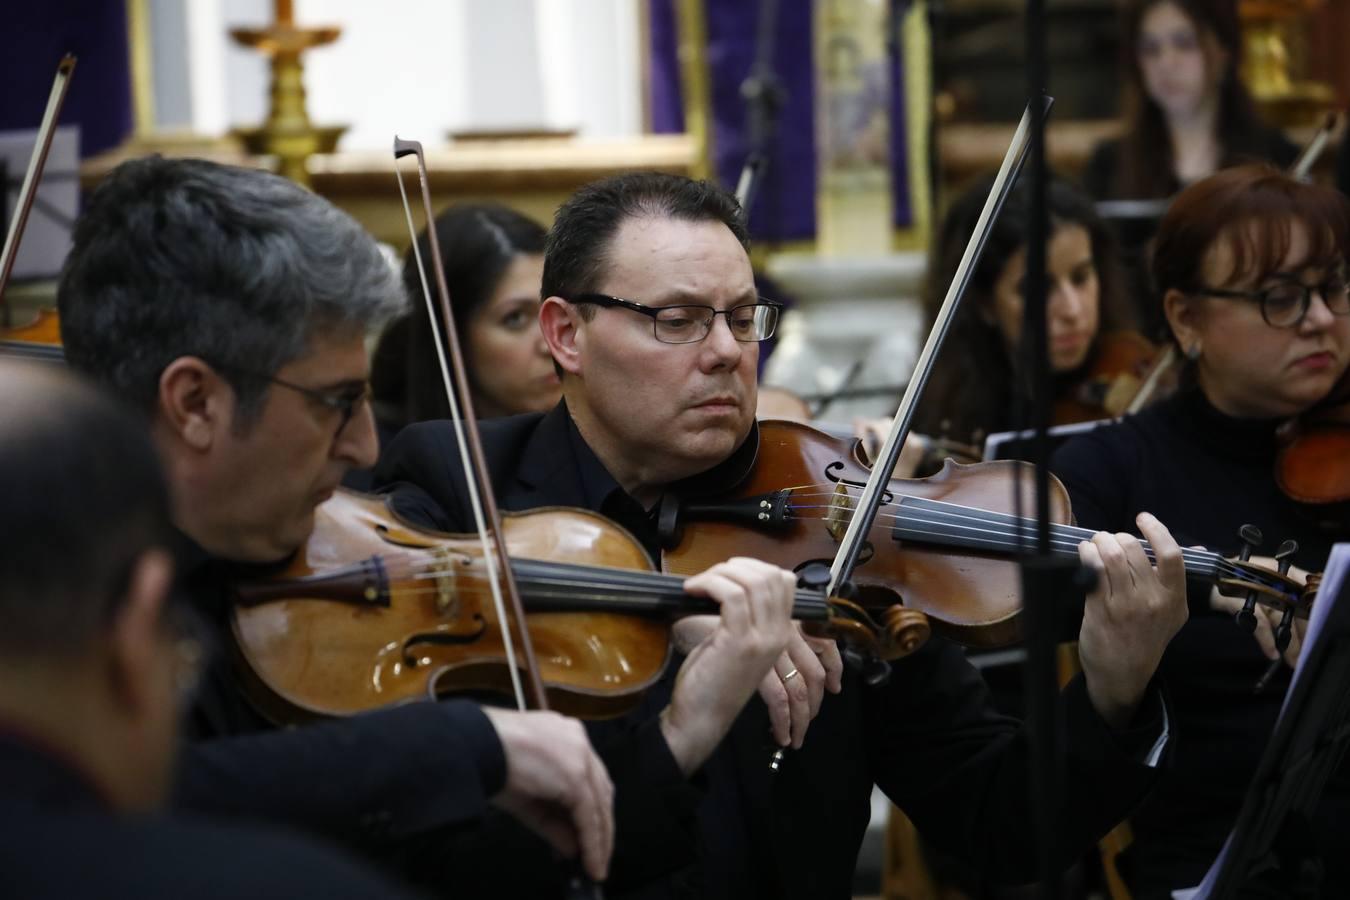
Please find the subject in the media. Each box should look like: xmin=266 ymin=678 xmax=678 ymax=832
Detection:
xmin=912 ymin=173 xmax=1138 ymax=455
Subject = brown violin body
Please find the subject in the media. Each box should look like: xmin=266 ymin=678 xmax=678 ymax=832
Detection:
xmin=662 ymin=420 xmax=1073 ymax=650
xmin=233 ymin=490 xmax=672 ymax=723
xmin=1054 ymin=330 xmax=1166 ymax=425
xmin=0 ymin=306 xmax=61 ymax=345
xmin=1276 ymin=372 xmax=1350 ymax=506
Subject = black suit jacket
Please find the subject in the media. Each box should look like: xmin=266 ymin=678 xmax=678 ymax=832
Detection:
xmin=0 ymin=732 xmax=423 ymax=900
xmin=374 ymin=403 xmax=1168 ymax=899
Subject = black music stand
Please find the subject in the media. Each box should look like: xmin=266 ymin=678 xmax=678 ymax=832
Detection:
xmin=1188 ymin=544 xmax=1350 ymax=899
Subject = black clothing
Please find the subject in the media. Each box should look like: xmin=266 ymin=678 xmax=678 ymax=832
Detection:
xmin=169 ymin=534 xmax=516 ymax=892
xmin=1081 ymin=129 xmax=1299 ymax=203
xmin=374 ymin=401 xmax=1169 ymax=899
xmin=1081 ymin=129 xmax=1298 ymax=337
xmin=0 ymin=730 xmax=422 ymax=900
xmin=1052 ymin=387 xmax=1349 ymax=897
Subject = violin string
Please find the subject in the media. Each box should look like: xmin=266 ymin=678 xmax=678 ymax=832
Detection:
xmin=768 ymin=484 xmax=1218 ymax=563
xmin=398 ymin=556 xmax=816 ymax=601
xmin=382 ymin=584 xmax=832 ymax=618
xmin=790 ymin=499 xmax=1219 ymax=569
xmin=781 ymin=496 xmax=1283 ymax=588
xmin=303 ymin=490 xmax=1292 ymax=612
xmin=323 ymin=553 xmax=832 ymax=617
xmin=751 ymin=479 xmax=1288 ymax=589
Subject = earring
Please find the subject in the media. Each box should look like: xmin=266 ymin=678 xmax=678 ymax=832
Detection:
xmin=1185 ymin=342 xmax=1201 ymax=361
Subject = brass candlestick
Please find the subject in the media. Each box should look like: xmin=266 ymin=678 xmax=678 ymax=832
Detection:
xmin=230 ymin=0 xmax=345 ymax=185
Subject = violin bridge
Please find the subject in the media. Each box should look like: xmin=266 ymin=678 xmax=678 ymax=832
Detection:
xmin=432 ymin=547 xmax=458 ymax=616
xmin=825 ymin=482 xmax=854 ymax=542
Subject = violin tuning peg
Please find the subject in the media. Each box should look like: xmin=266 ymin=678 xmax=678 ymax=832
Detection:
xmin=1236 ymin=592 xmax=1260 ymax=633
xmin=1273 ymin=605 xmax=1296 ymax=653
xmin=1237 ymin=524 xmax=1264 ymax=562
xmin=1275 ymin=540 xmax=1299 ymax=575
xmin=1254 ymin=605 xmax=1299 ymax=694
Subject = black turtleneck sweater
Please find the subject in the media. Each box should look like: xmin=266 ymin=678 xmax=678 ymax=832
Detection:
xmin=1052 ymin=387 xmax=1349 ymax=897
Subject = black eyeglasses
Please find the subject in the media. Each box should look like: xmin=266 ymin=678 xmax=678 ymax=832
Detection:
xmin=215 ymin=363 xmax=371 ymax=434
xmin=1193 ymin=276 xmax=1350 ymax=329
xmin=569 ymin=293 xmax=782 ymax=344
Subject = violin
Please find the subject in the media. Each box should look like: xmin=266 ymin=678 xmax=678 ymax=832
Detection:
xmin=660 ymin=419 xmax=1316 ymax=646
xmin=1054 ymin=330 xmax=1171 ymax=425
xmin=230 ymin=488 xmax=902 ymax=724
xmin=1275 ymin=369 xmax=1350 ymax=507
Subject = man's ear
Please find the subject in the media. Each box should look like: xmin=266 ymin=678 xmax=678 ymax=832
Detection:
xmin=158 ymin=358 xmax=234 ymax=451
xmin=105 ymin=549 xmax=175 ymax=719
xmin=539 ymin=297 xmax=584 ymax=376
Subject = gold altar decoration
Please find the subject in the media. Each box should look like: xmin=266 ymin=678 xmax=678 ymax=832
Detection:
xmin=1239 ymin=0 xmax=1335 ymax=127
xmin=230 ymin=0 xmax=345 ymax=186
xmin=815 ymin=0 xmax=893 ymax=257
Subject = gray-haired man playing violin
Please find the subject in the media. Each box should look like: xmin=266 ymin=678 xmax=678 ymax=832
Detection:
xmin=375 ymin=171 xmax=1190 ymax=898
xmin=56 ymin=156 xmax=802 ymax=898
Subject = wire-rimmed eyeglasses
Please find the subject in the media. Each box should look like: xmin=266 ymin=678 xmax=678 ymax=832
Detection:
xmin=213 ymin=362 xmax=371 ymax=434
xmin=568 ymin=293 xmax=782 ymax=344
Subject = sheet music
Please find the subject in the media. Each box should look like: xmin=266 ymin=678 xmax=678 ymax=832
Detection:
xmin=1176 ymin=543 xmax=1350 ymax=900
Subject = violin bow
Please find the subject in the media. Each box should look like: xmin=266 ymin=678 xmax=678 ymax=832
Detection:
xmin=825 ymin=98 xmax=1053 ymax=596
xmin=0 ymin=54 xmax=76 ymax=325
xmin=392 ymin=138 xmax=546 ymax=713
xmin=1290 ymin=111 xmax=1338 ymax=183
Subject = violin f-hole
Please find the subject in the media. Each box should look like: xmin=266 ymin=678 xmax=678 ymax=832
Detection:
xmin=402 ymin=617 xmax=489 ymax=668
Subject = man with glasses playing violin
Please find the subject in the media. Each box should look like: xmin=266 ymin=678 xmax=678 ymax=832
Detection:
xmin=375 ymin=171 xmax=1194 ymax=898
xmin=0 ymin=361 xmax=421 ymax=899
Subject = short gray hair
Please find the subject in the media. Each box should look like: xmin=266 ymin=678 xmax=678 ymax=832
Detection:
xmin=58 ymin=156 xmax=405 ymax=421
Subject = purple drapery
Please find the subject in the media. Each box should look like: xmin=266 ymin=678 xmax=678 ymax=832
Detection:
xmin=0 ymin=0 xmax=133 ymax=159
xmin=647 ymin=0 xmax=913 ymax=244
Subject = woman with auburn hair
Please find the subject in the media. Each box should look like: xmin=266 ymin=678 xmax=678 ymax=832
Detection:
xmin=1052 ymin=164 xmax=1350 ymax=897
xmin=1083 ymin=0 xmax=1295 ymax=201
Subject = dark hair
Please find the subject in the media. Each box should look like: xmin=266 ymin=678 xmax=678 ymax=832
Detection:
xmin=914 ymin=173 xmax=1133 ymax=444
xmin=1113 ymin=0 xmax=1268 ymax=198
xmin=0 ymin=363 xmax=173 ymax=656
xmin=58 ymin=156 xmax=405 ymax=422
xmin=542 ymin=172 xmax=748 ymax=308
xmin=1152 ymin=163 xmax=1350 ymax=348
xmin=370 ymin=204 xmax=546 ymax=428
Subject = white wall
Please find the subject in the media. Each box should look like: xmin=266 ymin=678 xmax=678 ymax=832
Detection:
xmin=160 ymin=0 xmax=643 ymax=148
